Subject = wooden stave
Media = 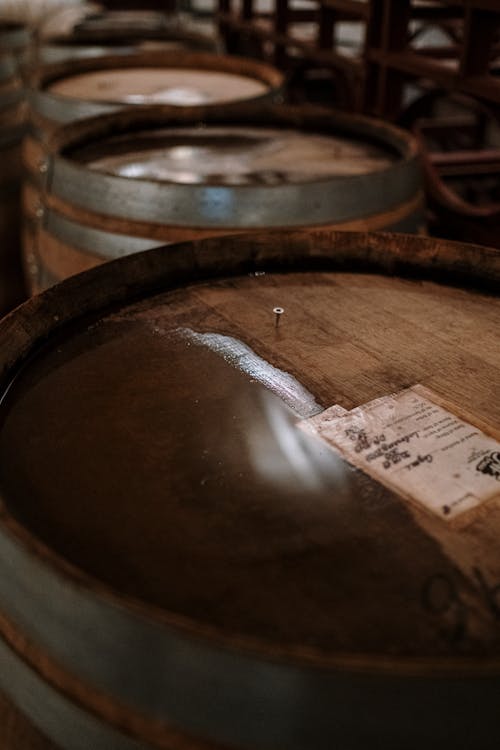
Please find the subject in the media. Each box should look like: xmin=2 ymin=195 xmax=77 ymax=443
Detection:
xmin=34 ymin=192 xmax=424 ymax=290
xmin=0 ymin=230 xmax=499 ymax=750
xmin=27 ymin=103 xmax=424 ymax=291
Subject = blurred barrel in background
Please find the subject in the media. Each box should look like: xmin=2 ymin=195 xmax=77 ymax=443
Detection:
xmin=28 ymin=104 xmax=423 ymax=290
xmin=29 ymin=50 xmax=283 ymax=123
xmin=22 ymin=50 xmax=284 ymax=289
xmin=37 ymin=8 xmax=218 ymax=65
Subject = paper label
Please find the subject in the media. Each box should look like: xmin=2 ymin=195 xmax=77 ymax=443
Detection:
xmin=301 ymin=387 xmax=500 ymax=522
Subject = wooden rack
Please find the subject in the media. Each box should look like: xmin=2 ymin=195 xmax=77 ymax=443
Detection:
xmin=217 ymin=0 xmax=500 ymax=118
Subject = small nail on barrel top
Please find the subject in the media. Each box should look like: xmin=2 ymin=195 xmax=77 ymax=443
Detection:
xmin=273 ymin=307 xmax=284 ymax=327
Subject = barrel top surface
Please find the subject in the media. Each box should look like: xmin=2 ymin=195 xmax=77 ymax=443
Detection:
xmin=45 ymin=105 xmax=418 ymax=229
xmin=46 ymin=68 xmax=269 ymax=106
xmin=0 ymin=231 xmax=499 ymax=668
xmin=73 ymin=125 xmax=395 ymax=184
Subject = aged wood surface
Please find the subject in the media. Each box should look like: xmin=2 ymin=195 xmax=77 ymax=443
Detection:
xmin=0 ymin=230 xmax=498 ymax=749
xmin=46 ymin=68 xmax=269 ymax=105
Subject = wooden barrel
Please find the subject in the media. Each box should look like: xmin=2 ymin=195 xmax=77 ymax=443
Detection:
xmin=22 ymin=51 xmax=284 ymax=289
xmin=27 ymin=104 xmax=424 ymax=291
xmin=0 ymin=54 xmax=27 ymax=312
xmin=0 ymin=230 xmax=498 ymax=749
xmin=30 ymin=50 xmax=283 ymax=125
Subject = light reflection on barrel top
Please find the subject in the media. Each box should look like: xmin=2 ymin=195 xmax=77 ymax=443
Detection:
xmin=177 ymin=327 xmax=323 ymax=419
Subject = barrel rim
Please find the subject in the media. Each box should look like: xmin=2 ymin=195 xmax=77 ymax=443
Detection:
xmin=1 ymin=229 xmax=500 ymax=674
xmin=43 ymin=103 xmax=421 ymax=229
xmin=29 ymin=51 xmax=284 ymax=127
xmin=35 ymin=49 xmax=284 ymax=100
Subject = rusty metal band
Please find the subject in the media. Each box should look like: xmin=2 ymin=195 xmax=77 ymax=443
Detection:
xmin=48 ymin=155 xmax=421 ymax=229
xmin=0 ymin=233 xmax=498 ymax=750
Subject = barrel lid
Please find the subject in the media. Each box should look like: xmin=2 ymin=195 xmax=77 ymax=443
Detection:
xmin=46 ymin=67 xmax=269 ymax=106
xmin=0 ymin=231 xmax=499 ymax=748
xmin=33 ymin=51 xmax=283 ymax=124
xmin=73 ymin=124 xmax=395 ymax=185
xmin=0 ymin=229 xmax=499 ymax=659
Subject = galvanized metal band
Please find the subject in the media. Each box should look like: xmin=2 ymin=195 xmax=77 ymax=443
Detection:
xmin=29 ymin=89 xmax=123 ymax=125
xmin=45 ymin=209 xmax=165 ymax=258
xmin=38 ymin=44 xmax=138 ymax=66
xmin=0 ymin=635 xmax=148 ymax=750
xmin=49 ymin=155 xmax=421 ymax=228
xmin=0 ymin=488 xmax=500 ymax=750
